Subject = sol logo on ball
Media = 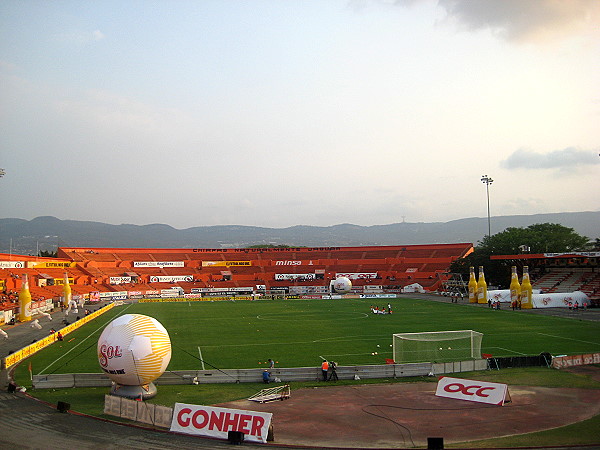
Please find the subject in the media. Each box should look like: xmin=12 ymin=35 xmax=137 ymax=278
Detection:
xmin=98 ymin=344 xmax=123 ymax=368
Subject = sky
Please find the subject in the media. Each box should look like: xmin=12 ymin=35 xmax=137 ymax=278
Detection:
xmin=1 ymin=0 xmax=599 ymax=229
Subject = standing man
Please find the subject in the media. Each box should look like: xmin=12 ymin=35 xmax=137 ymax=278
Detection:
xmin=268 ymin=358 xmax=275 ymax=369
xmin=321 ymin=359 xmax=329 ymax=381
xmin=328 ymin=361 xmax=339 ymax=381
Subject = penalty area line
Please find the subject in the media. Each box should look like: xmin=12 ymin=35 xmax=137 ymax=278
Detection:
xmin=537 ymin=333 xmax=599 ymax=346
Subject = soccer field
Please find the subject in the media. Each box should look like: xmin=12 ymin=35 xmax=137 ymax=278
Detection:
xmin=32 ymin=297 xmax=600 ymax=375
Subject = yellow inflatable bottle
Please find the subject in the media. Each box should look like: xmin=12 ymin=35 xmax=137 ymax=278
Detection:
xmin=510 ymin=266 xmax=521 ymax=309
xmin=477 ymin=266 xmax=488 ymax=304
xmin=468 ymin=266 xmax=478 ymax=303
xmin=18 ymin=273 xmax=32 ymax=322
xmin=63 ymin=271 xmax=72 ymax=308
xmin=521 ymin=266 xmax=533 ymax=309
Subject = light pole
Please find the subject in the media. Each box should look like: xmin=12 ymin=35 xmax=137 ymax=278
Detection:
xmin=481 ymin=175 xmax=493 ymax=237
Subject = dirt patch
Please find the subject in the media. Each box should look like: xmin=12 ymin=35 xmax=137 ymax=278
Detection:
xmin=219 ymin=381 xmax=600 ymax=448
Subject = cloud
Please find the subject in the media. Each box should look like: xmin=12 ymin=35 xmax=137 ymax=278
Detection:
xmin=437 ymin=0 xmax=600 ymax=43
xmin=501 ymin=147 xmax=600 ymax=171
xmin=56 ymin=29 xmax=106 ymax=45
xmin=92 ymin=30 xmax=105 ymax=41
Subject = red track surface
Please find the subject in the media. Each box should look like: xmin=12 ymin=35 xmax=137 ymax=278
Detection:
xmin=220 ymin=378 xmax=600 ymax=448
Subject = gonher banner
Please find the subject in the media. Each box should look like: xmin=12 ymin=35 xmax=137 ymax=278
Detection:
xmin=170 ymin=403 xmax=272 ymax=444
xmin=435 ymin=376 xmax=508 ymax=406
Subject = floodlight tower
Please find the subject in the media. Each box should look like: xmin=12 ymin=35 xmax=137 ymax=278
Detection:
xmin=481 ymin=175 xmax=493 ymax=238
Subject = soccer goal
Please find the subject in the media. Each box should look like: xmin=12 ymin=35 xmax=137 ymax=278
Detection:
xmin=392 ymin=330 xmax=483 ymax=364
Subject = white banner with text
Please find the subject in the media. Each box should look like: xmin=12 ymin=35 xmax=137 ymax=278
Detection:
xmin=170 ymin=403 xmax=272 ymax=443
xmin=435 ymin=376 xmax=508 ymax=406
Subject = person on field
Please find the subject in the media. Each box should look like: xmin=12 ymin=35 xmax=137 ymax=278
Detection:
xmin=321 ymin=360 xmax=329 ymax=381
xmin=262 ymin=369 xmax=270 ymax=384
xmin=328 ymin=361 xmax=339 ymax=381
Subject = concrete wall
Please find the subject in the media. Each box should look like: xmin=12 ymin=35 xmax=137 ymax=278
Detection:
xmin=32 ymin=359 xmax=488 ymax=389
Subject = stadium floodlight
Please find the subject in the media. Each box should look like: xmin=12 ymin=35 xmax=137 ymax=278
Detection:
xmin=481 ymin=175 xmax=493 ymax=237
xmin=392 ymin=330 xmax=483 ymax=364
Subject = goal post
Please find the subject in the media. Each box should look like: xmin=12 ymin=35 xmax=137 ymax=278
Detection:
xmin=392 ymin=330 xmax=483 ymax=364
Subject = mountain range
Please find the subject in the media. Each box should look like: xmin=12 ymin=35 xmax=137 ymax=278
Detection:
xmin=1 ymin=211 xmax=598 ymax=256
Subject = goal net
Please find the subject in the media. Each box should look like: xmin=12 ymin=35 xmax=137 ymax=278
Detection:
xmin=392 ymin=330 xmax=483 ymax=363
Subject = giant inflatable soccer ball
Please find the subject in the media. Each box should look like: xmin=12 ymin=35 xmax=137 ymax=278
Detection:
xmin=333 ymin=276 xmax=352 ymax=294
xmin=98 ymin=314 xmax=171 ymax=386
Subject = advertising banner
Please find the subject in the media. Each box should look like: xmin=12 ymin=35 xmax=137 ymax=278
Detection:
xmin=544 ymin=252 xmax=600 ymax=258
xmin=170 ymin=403 xmax=272 ymax=443
xmin=99 ymin=291 xmax=129 ymax=298
xmin=532 ymin=291 xmax=590 ymax=308
xmin=275 ymin=273 xmax=315 ymax=281
xmin=488 ymin=289 xmax=541 ymax=303
xmin=191 ymin=287 xmax=253 ymax=293
xmin=134 ymin=261 xmax=185 ymax=268
xmin=149 ymin=275 xmax=193 ymax=283
xmin=436 ymin=376 xmax=508 ymax=406
xmin=201 ymin=261 xmax=252 ymax=267
xmin=110 ymin=277 xmax=132 ymax=285
xmin=0 ymin=261 xmax=25 ymax=268
xmin=335 ymin=273 xmax=377 ymax=280
xmin=28 ymin=261 xmax=76 ymax=268
xmin=552 ymin=352 xmax=600 ymax=369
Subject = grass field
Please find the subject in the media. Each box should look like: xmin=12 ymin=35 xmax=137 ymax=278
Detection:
xmin=23 ymin=296 xmax=600 ymax=377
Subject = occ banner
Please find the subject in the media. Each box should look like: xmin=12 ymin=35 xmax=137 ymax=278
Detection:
xmin=170 ymin=403 xmax=272 ymax=443
xmin=435 ymin=376 xmax=508 ymax=406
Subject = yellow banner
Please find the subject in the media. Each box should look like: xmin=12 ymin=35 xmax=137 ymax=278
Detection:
xmin=201 ymin=261 xmax=252 ymax=267
xmin=53 ymin=278 xmax=74 ymax=286
xmin=28 ymin=261 xmax=76 ymax=269
xmin=3 ymin=302 xmax=116 ymax=368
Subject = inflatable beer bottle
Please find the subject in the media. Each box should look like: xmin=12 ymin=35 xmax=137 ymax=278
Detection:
xmin=477 ymin=266 xmax=488 ymax=304
xmin=18 ymin=273 xmax=32 ymax=322
xmin=510 ymin=266 xmax=521 ymax=309
xmin=63 ymin=271 xmax=72 ymax=308
xmin=521 ymin=266 xmax=533 ymax=309
xmin=468 ymin=266 xmax=478 ymax=303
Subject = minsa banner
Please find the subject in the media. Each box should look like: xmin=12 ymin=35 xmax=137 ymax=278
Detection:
xmin=436 ymin=376 xmax=508 ymax=406
xmin=170 ymin=403 xmax=272 ymax=444
xmin=134 ymin=261 xmax=185 ymax=268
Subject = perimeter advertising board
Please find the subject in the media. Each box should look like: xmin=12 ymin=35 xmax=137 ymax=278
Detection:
xmin=435 ymin=376 xmax=508 ymax=406
xmin=170 ymin=403 xmax=272 ymax=443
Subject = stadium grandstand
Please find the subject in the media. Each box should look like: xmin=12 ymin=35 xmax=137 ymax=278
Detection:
xmin=1 ymin=243 xmax=472 ymax=309
xmin=491 ymin=251 xmax=600 ymax=305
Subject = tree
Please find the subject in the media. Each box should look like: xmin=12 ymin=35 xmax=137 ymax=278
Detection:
xmin=449 ymin=223 xmax=590 ymax=288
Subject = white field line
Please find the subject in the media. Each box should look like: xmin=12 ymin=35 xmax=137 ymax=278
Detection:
xmin=537 ymin=333 xmax=600 ymax=346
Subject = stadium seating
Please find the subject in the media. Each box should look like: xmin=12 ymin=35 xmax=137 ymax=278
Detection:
xmin=0 ymin=244 xmax=473 ymax=306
